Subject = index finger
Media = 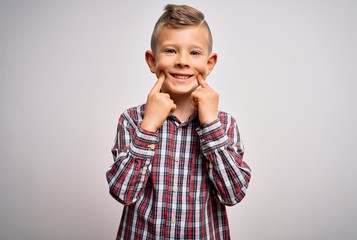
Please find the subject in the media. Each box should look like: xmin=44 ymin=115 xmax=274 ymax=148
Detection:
xmin=196 ymin=74 xmax=209 ymax=88
xmin=150 ymin=71 xmax=165 ymax=93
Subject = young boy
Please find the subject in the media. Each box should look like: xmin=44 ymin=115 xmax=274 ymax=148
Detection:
xmin=107 ymin=4 xmax=251 ymax=239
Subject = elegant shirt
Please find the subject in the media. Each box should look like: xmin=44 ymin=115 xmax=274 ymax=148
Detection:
xmin=106 ymin=104 xmax=251 ymax=240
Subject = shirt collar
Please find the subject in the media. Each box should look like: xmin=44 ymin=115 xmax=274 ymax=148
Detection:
xmin=168 ymin=109 xmax=199 ymax=128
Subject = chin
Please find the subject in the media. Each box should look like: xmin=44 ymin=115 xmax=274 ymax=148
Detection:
xmin=165 ymin=82 xmax=198 ymax=94
xmin=170 ymin=87 xmax=198 ymax=95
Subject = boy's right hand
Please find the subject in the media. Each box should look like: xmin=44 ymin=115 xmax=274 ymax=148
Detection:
xmin=141 ymin=72 xmax=176 ymax=132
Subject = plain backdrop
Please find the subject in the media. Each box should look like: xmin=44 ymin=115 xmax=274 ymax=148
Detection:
xmin=1 ymin=0 xmax=356 ymax=239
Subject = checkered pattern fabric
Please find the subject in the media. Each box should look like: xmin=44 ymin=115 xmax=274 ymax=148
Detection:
xmin=107 ymin=104 xmax=251 ymax=239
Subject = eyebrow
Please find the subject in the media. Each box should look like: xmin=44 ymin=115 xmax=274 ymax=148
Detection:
xmin=159 ymin=43 xmax=206 ymax=51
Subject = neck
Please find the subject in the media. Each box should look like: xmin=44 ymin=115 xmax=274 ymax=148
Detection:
xmin=169 ymin=92 xmax=195 ymax=122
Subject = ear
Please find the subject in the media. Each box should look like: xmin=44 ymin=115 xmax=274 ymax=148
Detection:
xmin=206 ymin=52 xmax=218 ymax=76
xmin=145 ymin=50 xmax=156 ymax=73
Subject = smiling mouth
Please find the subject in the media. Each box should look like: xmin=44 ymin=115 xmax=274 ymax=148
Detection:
xmin=170 ymin=73 xmax=193 ymax=79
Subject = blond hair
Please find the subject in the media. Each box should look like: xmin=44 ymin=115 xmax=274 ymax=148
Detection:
xmin=150 ymin=4 xmax=213 ymax=53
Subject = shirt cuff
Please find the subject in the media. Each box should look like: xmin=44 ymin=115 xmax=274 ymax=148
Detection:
xmin=129 ymin=126 xmax=159 ymax=158
xmin=140 ymin=124 xmax=157 ymax=134
xmin=196 ymin=119 xmax=229 ymax=154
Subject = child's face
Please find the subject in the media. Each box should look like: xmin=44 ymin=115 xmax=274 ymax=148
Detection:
xmin=146 ymin=24 xmax=217 ymax=96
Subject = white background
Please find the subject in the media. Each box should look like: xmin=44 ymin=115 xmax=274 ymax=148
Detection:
xmin=1 ymin=0 xmax=356 ymax=239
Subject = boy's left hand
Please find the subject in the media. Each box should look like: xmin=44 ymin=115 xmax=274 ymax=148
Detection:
xmin=191 ymin=74 xmax=219 ymax=125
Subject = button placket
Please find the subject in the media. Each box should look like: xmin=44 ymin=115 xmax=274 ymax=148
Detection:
xmin=168 ymin=126 xmax=182 ymax=230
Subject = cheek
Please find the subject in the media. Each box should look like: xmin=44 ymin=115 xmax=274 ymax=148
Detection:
xmin=153 ymin=59 xmax=168 ymax=75
xmin=195 ymin=63 xmax=210 ymax=77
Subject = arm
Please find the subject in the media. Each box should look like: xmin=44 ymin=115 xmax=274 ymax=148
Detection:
xmin=191 ymin=74 xmax=251 ymax=205
xmin=197 ymin=116 xmax=251 ymax=206
xmin=106 ymin=110 xmax=158 ymax=205
xmin=107 ymin=72 xmax=175 ymax=205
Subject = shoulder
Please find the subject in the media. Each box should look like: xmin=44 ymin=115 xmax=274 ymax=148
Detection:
xmin=217 ymin=110 xmax=243 ymax=133
xmin=217 ymin=110 xmax=237 ymax=126
xmin=118 ymin=104 xmax=146 ymax=126
xmin=217 ymin=111 xmax=243 ymax=139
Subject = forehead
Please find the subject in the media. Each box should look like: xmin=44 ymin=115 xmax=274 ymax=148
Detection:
xmin=155 ymin=24 xmax=211 ymax=49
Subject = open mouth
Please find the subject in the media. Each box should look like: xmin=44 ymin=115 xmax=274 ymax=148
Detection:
xmin=170 ymin=73 xmax=193 ymax=79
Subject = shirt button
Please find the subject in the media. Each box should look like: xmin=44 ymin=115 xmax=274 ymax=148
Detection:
xmin=209 ymin=162 xmax=213 ymax=169
xmin=148 ymin=144 xmax=155 ymax=150
xmin=173 ymin=186 xmax=178 ymax=192
xmin=142 ymin=169 xmax=147 ymax=175
xmin=171 ymin=217 xmax=176 ymax=224
xmin=175 ymin=157 xmax=180 ymax=162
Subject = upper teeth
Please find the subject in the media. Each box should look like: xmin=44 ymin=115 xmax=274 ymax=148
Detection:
xmin=173 ymin=74 xmax=190 ymax=79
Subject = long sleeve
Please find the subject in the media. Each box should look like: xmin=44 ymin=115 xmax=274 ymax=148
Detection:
xmin=106 ymin=109 xmax=158 ymax=205
xmin=108 ymin=107 xmax=250 ymax=239
xmin=196 ymin=114 xmax=251 ymax=206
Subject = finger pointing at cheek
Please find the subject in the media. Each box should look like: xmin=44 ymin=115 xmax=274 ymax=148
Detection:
xmin=141 ymin=72 xmax=177 ymax=132
xmin=150 ymin=71 xmax=165 ymax=93
xmin=196 ymin=73 xmax=209 ymax=88
xmin=191 ymin=74 xmax=219 ymax=125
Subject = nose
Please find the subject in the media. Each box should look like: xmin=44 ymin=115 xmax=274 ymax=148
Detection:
xmin=175 ymin=53 xmax=190 ymax=68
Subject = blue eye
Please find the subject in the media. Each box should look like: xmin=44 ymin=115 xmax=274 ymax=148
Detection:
xmin=191 ymin=51 xmax=200 ymax=56
xmin=165 ymin=49 xmax=176 ymax=54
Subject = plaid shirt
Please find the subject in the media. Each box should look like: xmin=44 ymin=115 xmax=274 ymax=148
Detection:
xmin=107 ymin=104 xmax=251 ymax=239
